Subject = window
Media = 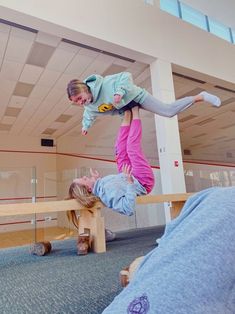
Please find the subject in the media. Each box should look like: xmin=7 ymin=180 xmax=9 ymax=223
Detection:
xmin=160 ymin=0 xmax=234 ymax=44
xmin=160 ymin=0 xmax=180 ymax=17
xmin=208 ymin=18 xmax=231 ymax=42
xmin=180 ymin=2 xmax=207 ymax=31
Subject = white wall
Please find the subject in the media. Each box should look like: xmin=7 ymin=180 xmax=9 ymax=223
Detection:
xmin=0 ymin=0 xmax=234 ymax=84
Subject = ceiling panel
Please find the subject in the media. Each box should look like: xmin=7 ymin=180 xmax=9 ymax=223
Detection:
xmin=5 ymin=28 xmax=35 ymax=63
xmin=19 ymin=64 xmax=44 ymax=84
xmin=0 ymin=79 xmax=16 ymax=119
xmin=81 ymin=54 xmax=115 ymax=79
xmin=0 ymin=26 xmax=10 ymax=58
xmin=8 ymin=95 xmax=27 ymax=108
xmin=36 ymin=69 xmax=61 ymax=87
xmin=9 ymin=97 xmax=42 ymax=134
xmin=31 ymin=95 xmax=68 ymax=136
xmin=53 ymin=73 xmax=77 ymax=90
xmin=5 ymin=106 xmax=21 ymax=117
xmin=103 ymin=64 xmax=127 ymax=76
xmin=0 ymin=60 xmax=24 ymax=80
xmin=46 ymin=47 xmax=77 ymax=72
xmin=29 ymin=84 xmax=51 ymax=99
xmin=13 ymin=82 xmax=34 ymax=97
xmin=0 ymin=123 xmax=11 ymax=131
xmin=64 ymin=53 xmax=94 ymax=75
xmin=26 ymin=42 xmax=55 ymax=67
xmin=1 ymin=116 xmax=16 ymax=124
xmin=35 ymin=31 xmax=61 ymax=47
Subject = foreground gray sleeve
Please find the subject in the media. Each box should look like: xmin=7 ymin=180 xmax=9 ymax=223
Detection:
xmin=103 ymin=187 xmax=235 ymax=314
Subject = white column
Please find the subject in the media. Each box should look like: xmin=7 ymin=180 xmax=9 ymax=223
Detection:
xmin=150 ymin=59 xmax=186 ymax=222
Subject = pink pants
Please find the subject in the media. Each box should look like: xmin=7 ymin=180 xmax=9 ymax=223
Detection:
xmin=115 ymin=119 xmax=155 ymax=194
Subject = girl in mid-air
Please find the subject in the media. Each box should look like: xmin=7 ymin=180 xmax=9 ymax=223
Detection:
xmin=67 ymin=71 xmax=221 ymax=135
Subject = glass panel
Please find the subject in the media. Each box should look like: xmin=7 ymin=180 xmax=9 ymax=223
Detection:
xmin=0 ymin=167 xmax=33 ymax=203
xmin=36 ymin=210 xmax=77 ymax=244
xmin=184 ymin=167 xmax=235 ymax=192
xmin=181 ymin=2 xmax=207 ymax=30
xmin=208 ymin=18 xmax=231 ymax=42
xmin=0 ymin=167 xmax=35 ymax=249
xmin=0 ymin=213 xmax=36 ymax=249
xmin=160 ymin=0 xmax=180 ymax=17
xmin=40 ymin=168 xmax=75 ymax=244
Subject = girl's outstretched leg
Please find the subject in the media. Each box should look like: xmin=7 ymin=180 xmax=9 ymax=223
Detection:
xmin=127 ymin=107 xmax=155 ymax=193
xmin=140 ymin=91 xmax=221 ymax=117
xmin=115 ymin=110 xmax=132 ymax=173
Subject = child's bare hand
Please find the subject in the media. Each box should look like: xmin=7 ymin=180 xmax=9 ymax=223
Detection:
xmin=114 ymin=94 xmax=122 ymax=104
xmin=82 ymin=129 xmax=88 ymax=135
xmin=122 ymin=164 xmax=134 ymax=184
xmin=90 ymin=168 xmax=100 ymax=179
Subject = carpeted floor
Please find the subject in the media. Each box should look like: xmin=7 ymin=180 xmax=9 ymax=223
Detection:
xmin=0 ymin=226 xmax=165 ymax=314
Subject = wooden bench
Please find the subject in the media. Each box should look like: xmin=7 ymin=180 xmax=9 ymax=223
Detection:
xmin=0 ymin=193 xmax=193 ymax=253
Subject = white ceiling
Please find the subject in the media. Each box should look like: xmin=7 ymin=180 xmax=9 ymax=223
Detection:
xmin=0 ymin=19 xmax=235 ymax=164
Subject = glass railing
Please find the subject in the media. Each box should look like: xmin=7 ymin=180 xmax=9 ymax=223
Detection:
xmin=0 ymin=167 xmax=36 ymax=249
xmin=4 ymin=162 xmax=234 ymax=249
xmin=0 ymin=165 xmax=130 ymax=250
xmin=0 ymin=166 xmax=76 ymax=250
xmin=184 ymin=164 xmax=235 ymax=192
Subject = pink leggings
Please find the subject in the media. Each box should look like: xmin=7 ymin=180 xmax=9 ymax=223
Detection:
xmin=115 ymin=119 xmax=155 ymax=194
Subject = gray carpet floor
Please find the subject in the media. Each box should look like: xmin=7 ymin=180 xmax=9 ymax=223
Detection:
xmin=0 ymin=226 xmax=165 ymax=314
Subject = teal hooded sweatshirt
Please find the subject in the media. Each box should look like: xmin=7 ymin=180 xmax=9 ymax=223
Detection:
xmin=82 ymin=72 xmax=147 ymax=131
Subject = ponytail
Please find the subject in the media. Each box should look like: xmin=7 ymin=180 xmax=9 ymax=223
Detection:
xmin=66 ymin=182 xmax=100 ymax=229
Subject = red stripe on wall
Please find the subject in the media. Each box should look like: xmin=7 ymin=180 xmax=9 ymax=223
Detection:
xmin=56 ymin=152 xmax=161 ymax=168
xmin=1 ymin=148 xmax=235 ymax=168
xmin=0 ymin=149 xmax=161 ymax=168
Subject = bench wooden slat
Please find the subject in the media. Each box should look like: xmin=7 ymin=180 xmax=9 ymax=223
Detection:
xmin=0 ymin=199 xmax=91 ymax=217
xmin=0 ymin=193 xmax=193 ymax=217
xmin=137 ymin=193 xmax=193 ymax=204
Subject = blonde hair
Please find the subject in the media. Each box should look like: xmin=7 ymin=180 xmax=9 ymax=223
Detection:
xmin=67 ymin=79 xmax=90 ymax=100
xmin=66 ymin=182 xmax=100 ymax=229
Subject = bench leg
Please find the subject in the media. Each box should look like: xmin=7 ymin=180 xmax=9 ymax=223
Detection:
xmin=170 ymin=201 xmax=185 ymax=219
xmin=79 ymin=208 xmax=106 ymax=253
